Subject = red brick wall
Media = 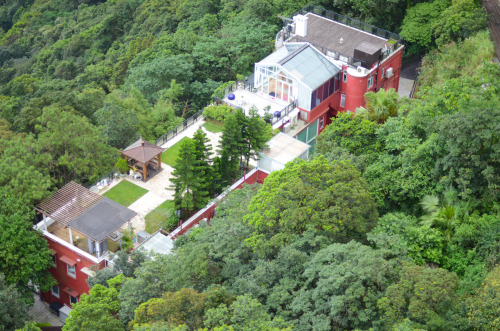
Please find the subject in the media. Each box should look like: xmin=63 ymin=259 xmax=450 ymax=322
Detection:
xmin=41 ymin=238 xmax=105 ymax=307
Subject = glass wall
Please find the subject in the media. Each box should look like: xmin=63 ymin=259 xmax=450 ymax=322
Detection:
xmin=310 ymin=73 xmax=341 ymax=109
xmin=255 ymin=65 xmax=298 ymax=103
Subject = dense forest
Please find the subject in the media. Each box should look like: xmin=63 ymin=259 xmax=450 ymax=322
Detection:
xmin=0 ymin=0 xmax=499 ymax=330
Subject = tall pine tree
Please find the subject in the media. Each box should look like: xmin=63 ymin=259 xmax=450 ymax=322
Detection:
xmin=246 ymin=107 xmax=271 ymax=167
xmin=192 ymin=129 xmax=218 ymax=197
xmin=170 ymin=138 xmax=209 ymax=218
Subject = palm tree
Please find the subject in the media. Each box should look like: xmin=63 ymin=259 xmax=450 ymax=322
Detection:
xmin=356 ymin=88 xmax=399 ymax=123
xmin=419 ymin=189 xmax=469 ymax=242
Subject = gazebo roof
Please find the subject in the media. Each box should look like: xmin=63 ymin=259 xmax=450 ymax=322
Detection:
xmin=121 ymin=138 xmax=165 ymax=163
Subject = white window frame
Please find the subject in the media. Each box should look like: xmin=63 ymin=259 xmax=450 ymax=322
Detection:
xmin=319 ymin=116 xmax=324 ymax=129
xmin=343 ymin=71 xmax=347 ymax=83
xmin=67 ymin=264 xmax=76 ymax=278
xmin=70 ymin=295 xmax=78 ymax=305
xmin=340 ymin=94 xmax=346 ymax=108
xmin=381 ymin=67 xmax=385 ymax=79
xmin=51 ymin=285 xmax=59 ymax=298
xmin=368 ymin=76 xmax=374 ymax=89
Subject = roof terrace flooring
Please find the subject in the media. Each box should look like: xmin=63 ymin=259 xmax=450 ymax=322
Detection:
xmin=222 ymin=89 xmax=289 ymax=118
xmin=289 ymin=13 xmax=388 ymax=59
xmin=47 ymin=222 xmax=121 ymax=257
xmin=286 ymin=118 xmax=309 ymax=138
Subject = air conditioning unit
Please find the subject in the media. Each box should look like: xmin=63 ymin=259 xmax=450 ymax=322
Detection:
xmin=283 ymin=123 xmax=291 ymax=133
xmin=385 ymin=67 xmax=394 ymax=78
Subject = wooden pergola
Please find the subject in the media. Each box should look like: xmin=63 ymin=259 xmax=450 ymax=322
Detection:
xmin=120 ymin=138 xmax=166 ymax=180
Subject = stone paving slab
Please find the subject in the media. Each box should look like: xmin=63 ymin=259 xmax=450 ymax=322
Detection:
xmin=28 ymin=293 xmax=63 ymax=327
xmin=101 ymin=122 xmax=223 ymax=235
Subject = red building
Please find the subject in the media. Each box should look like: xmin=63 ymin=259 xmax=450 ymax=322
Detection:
xmin=222 ymin=6 xmax=403 ymax=151
xmin=34 ymin=182 xmax=137 ymax=314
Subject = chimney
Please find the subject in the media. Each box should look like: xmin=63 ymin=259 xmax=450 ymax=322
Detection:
xmin=294 ymin=15 xmax=308 ymax=37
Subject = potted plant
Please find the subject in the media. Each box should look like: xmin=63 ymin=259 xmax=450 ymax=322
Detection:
xmin=115 ymin=159 xmax=129 ymax=178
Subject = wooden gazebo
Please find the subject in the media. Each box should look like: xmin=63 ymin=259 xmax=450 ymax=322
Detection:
xmin=120 ymin=137 xmax=166 ymax=180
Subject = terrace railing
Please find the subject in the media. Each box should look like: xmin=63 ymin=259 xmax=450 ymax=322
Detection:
xmin=87 ymin=168 xmax=118 ymax=192
xmin=272 ymin=100 xmax=298 ymax=124
xmin=294 ymin=5 xmax=401 ymax=41
xmin=280 ymin=5 xmax=404 ymax=66
xmin=154 ymin=110 xmax=204 ymax=146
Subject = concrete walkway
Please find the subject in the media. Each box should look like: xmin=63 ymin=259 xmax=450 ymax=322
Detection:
xmin=28 ymin=293 xmax=63 ymax=327
xmin=98 ymin=119 xmax=223 ymax=234
xmin=398 ymin=57 xmax=421 ymax=98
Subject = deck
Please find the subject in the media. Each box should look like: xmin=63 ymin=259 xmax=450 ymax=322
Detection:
xmin=47 ymin=222 xmax=121 ymax=257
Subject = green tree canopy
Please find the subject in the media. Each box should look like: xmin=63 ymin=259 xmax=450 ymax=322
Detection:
xmin=378 ymin=263 xmax=460 ymax=330
xmin=467 ymin=266 xmax=500 ymax=330
xmin=0 ymin=186 xmax=54 ymax=301
xmin=63 ymin=278 xmax=125 ymax=331
xmin=0 ymin=273 xmax=30 ymax=331
xmin=356 ymin=87 xmax=399 ymax=123
xmin=171 ymin=137 xmax=209 ymax=217
xmin=245 ymin=157 xmax=378 ymax=255
xmin=35 ymin=106 xmax=118 ymax=186
xmin=291 ymin=241 xmax=400 ymax=330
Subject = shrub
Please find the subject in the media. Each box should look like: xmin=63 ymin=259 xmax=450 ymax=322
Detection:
xmin=115 ymin=158 xmax=129 ymax=174
xmin=203 ymin=105 xmax=234 ymax=122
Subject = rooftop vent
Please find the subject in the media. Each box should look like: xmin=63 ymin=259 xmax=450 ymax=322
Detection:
xmin=339 ymin=37 xmax=344 ymax=44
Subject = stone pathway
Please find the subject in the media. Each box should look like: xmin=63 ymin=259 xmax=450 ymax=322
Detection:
xmin=28 ymin=293 xmax=63 ymax=327
xmin=98 ymin=119 xmax=223 ymax=234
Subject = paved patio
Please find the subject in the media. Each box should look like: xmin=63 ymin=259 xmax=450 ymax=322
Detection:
xmin=28 ymin=293 xmax=64 ymax=327
xmin=98 ymin=120 xmax=222 ymax=234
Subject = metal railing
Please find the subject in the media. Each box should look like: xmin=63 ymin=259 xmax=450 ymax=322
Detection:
xmin=154 ymin=110 xmax=204 ymax=146
xmin=409 ymin=70 xmax=421 ymax=99
xmin=272 ymin=100 xmax=297 ymax=124
xmin=87 ymin=168 xmax=118 ymax=191
xmin=294 ymin=5 xmax=401 ymax=41
xmin=278 ymin=5 xmax=404 ymax=66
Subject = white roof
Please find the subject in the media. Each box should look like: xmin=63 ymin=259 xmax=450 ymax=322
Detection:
xmin=257 ymin=43 xmax=341 ymax=90
xmin=259 ymin=133 xmax=310 ymax=165
xmin=139 ymin=231 xmax=174 ymax=255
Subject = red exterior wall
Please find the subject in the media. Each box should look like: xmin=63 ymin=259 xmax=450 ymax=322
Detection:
xmin=335 ymin=47 xmax=403 ymax=113
xmin=344 ymin=72 xmax=371 ymax=111
xmin=41 ymin=238 xmax=105 ymax=307
xmin=375 ymin=47 xmax=403 ymax=92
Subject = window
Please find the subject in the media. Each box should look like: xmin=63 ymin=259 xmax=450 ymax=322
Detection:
xmin=52 ymin=254 xmax=57 ymax=268
xmin=381 ymin=67 xmax=385 ymax=79
xmin=319 ymin=116 xmax=324 ymax=129
xmin=343 ymin=71 xmax=347 ymax=83
xmin=70 ymin=295 xmax=78 ymax=305
xmin=368 ymin=76 xmax=374 ymax=89
xmin=67 ymin=264 xmax=76 ymax=278
xmin=340 ymin=94 xmax=346 ymax=107
xmin=51 ymin=286 xmax=59 ymax=298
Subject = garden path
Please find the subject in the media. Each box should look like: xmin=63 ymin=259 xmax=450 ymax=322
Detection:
xmin=98 ymin=120 xmax=223 ymax=234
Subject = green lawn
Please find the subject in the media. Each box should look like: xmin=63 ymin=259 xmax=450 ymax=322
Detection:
xmin=145 ymin=200 xmax=176 ymax=233
xmin=203 ymin=121 xmax=224 ymax=133
xmin=162 ymin=136 xmax=189 ymax=167
xmin=103 ymin=180 xmax=148 ymax=207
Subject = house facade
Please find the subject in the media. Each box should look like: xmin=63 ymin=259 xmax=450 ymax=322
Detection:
xmin=34 ymin=182 xmax=137 ymax=310
xmin=221 ymin=7 xmax=403 ymax=152
xmin=274 ymin=8 xmax=403 ymax=149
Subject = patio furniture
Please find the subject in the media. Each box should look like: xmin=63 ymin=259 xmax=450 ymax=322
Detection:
xmin=120 ymin=137 xmax=166 ymax=181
